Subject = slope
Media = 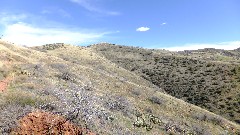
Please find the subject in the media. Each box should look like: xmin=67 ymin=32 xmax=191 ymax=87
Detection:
xmin=0 ymin=41 xmax=239 ymax=134
xmin=91 ymin=43 xmax=240 ymax=125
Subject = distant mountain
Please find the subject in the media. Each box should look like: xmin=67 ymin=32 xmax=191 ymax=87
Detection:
xmin=0 ymin=41 xmax=239 ymax=134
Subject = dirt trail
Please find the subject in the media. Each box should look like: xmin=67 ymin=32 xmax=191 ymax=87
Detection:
xmin=0 ymin=59 xmax=14 ymax=93
xmin=0 ymin=76 xmax=12 ymax=92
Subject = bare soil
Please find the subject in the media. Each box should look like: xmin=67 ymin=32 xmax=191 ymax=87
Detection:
xmin=11 ymin=111 xmax=95 ymax=135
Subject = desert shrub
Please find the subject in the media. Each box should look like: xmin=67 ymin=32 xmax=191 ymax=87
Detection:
xmin=131 ymin=89 xmax=141 ymax=96
xmin=234 ymin=119 xmax=240 ymax=124
xmin=231 ymin=68 xmax=237 ymax=74
xmin=60 ymin=72 xmax=76 ymax=82
xmin=192 ymin=112 xmax=224 ymax=126
xmin=32 ymin=64 xmax=47 ymax=76
xmin=82 ymin=84 xmax=94 ymax=91
xmin=193 ymin=113 xmax=207 ymax=121
xmin=206 ymin=63 xmax=212 ymax=67
xmin=133 ymin=112 xmax=163 ymax=131
xmin=42 ymin=43 xmax=64 ymax=50
xmin=144 ymin=108 xmax=153 ymax=113
xmin=189 ymin=124 xmax=211 ymax=135
xmin=0 ymin=66 xmax=9 ymax=79
xmin=148 ymin=96 xmax=163 ymax=105
xmin=219 ymin=104 xmax=225 ymax=109
xmin=104 ymin=95 xmax=134 ymax=117
xmin=228 ymin=112 xmax=234 ymax=118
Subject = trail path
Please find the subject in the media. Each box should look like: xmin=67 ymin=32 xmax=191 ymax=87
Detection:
xmin=0 ymin=60 xmax=13 ymax=93
xmin=0 ymin=76 xmax=12 ymax=92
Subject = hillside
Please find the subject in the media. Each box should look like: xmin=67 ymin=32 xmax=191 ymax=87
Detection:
xmin=92 ymin=43 xmax=240 ymax=125
xmin=0 ymin=41 xmax=240 ymax=134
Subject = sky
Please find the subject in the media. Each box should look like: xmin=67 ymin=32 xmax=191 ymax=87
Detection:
xmin=0 ymin=0 xmax=240 ymax=51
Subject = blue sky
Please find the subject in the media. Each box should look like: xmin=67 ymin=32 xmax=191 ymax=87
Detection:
xmin=0 ymin=0 xmax=240 ymax=50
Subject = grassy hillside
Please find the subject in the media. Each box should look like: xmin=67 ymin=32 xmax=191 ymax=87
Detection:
xmin=0 ymin=41 xmax=239 ymax=134
xmin=92 ymin=43 xmax=240 ymax=125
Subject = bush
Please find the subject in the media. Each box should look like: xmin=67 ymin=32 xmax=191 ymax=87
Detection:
xmin=148 ymin=96 xmax=163 ymax=105
xmin=60 ymin=72 xmax=76 ymax=82
xmin=131 ymin=89 xmax=141 ymax=96
xmin=0 ymin=66 xmax=9 ymax=79
xmin=105 ymin=95 xmax=132 ymax=116
xmin=234 ymin=119 xmax=240 ymax=124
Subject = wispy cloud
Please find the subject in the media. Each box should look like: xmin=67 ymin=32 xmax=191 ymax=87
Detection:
xmin=0 ymin=13 xmax=111 ymax=46
xmin=136 ymin=27 xmax=150 ymax=32
xmin=70 ymin=0 xmax=120 ymax=16
xmin=0 ymin=12 xmax=27 ymax=24
xmin=41 ymin=8 xmax=71 ymax=18
xmin=164 ymin=41 xmax=240 ymax=51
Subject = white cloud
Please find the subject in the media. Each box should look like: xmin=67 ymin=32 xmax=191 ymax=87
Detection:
xmin=70 ymin=0 xmax=120 ymax=16
xmin=161 ymin=22 xmax=167 ymax=25
xmin=136 ymin=27 xmax=150 ymax=32
xmin=2 ymin=23 xmax=108 ymax=46
xmin=164 ymin=41 xmax=240 ymax=51
xmin=0 ymin=13 xmax=111 ymax=46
